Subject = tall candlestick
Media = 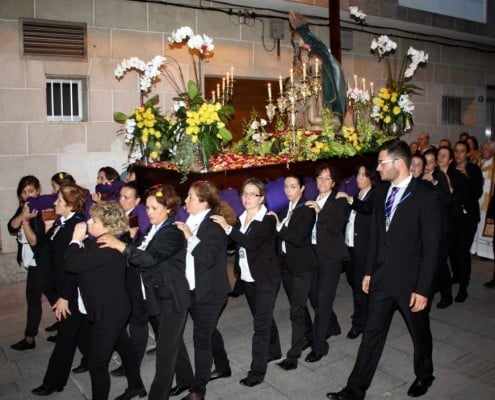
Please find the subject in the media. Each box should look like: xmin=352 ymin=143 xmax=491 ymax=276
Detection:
xmin=290 ymin=68 xmax=294 ymax=85
xmin=212 ymin=91 xmax=216 ymax=102
xmin=226 ymin=72 xmax=230 ymax=86
xmin=354 ymin=74 xmax=358 ymax=89
xmin=267 ymin=83 xmax=272 ymax=100
xmin=315 ymin=59 xmax=319 ymax=75
xmin=370 ymin=82 xmax=374 ymax=97
xmin=279 ymin=75 xmax=283 ymax=93
xmin=303 ymin=62 xmax=307 ymax=80
xmin=222 ymin=77 xmax=226 ymax=94
xmin=362 ymin=78 xmax=366 ymax=91
xmin=230 ymin=66 xmax=234 ymax=83
xmin=216 ymin=83 xmax=220 ymax=99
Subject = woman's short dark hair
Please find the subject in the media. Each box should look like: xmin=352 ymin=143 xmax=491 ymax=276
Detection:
xmin=122 ymin=181 xmax=141 ymax=199
xmin=90 ymin=201 xmax=129 ymax=236
xmin=315 ymin=163 xmax=340 ymax=187
xmin=190 ymin=180 xmax=237 ymax=225
xmin=99 ymin=166 xmax=120 ymax=182
xmin=59 ymin=184 xmax=87 ymax=214
xmin=51 ymin=172 xmax=76 ymax=187
xmin=16 ymin=175 xmax=40 ymax=204
xmin=455 ymin=140 xmax=470 ymax=153
xmin=147 ymin=184 xmax=180 ymax=217
xmin=438 ymin=145 xmax=454 ymax=161
xmin=356 ymin=162 xmax=380 ymax=187
xmin=284 ymin=173 xmax=305 ymax=189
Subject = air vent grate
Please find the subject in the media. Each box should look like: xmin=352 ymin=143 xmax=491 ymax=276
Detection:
xmin=21 ymin=18 xmax=86 ymax=59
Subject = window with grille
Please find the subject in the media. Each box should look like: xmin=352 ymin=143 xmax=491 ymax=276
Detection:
xmin=46 ymin=78 xmax=85 ymax=122
xmin=442 ymin=96 xmax=462 ymax=125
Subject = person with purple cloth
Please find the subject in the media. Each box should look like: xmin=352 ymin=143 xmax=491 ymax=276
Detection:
xmin=92 ymin=166 xmax=124 ymax=203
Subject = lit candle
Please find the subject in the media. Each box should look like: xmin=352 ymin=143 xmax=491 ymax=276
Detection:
xmin=290 ymin=112 xmax=296 ymax=127
xmin=315 ymin=59 xmax=319 ymax=75
xmin=362 ymin=78 xmax=366 ymax=91
xmin=290 ymin=68 xmax=294 ymax=85
xmin=370 ymin=82 xmax=374 ymax=97
xmin=216 ymin=83 xmax=220 ymax=99
xmin=279 ymin=75 xmax=283 ymax=93
xmin=230 ymin=66 xmax=234 ymax=83
xmin=267 ymin=83 xmax=272 ymax=100
xmin=222 ymin=77 xmax=226 ymax=94
xmin=212 ymin=90 xmax=216 ymax=102
xmin=226 ymin=72 xmax=230 ymax=86
xmin=354 ymin=74 xmax=358 ymax=89
xmin=303 ymin=62 xmax=307 ymax=80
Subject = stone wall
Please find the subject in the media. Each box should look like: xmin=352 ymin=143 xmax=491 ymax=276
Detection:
xmin=0 ymin=0 xmax=494 ymax=269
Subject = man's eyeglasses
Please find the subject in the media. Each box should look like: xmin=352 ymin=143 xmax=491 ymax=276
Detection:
xmin=240 ymin=192 xmax=261 ymax=199
xmin=377 ymin=159 xmax=397 ymax=165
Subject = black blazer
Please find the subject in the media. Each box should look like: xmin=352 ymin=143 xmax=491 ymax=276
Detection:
xmin=448 ymin=162 xmax=483 ymax=221
xmin=276 ymin=197 xmax=317 ymax=273
xmin=229 ymin=213 xmax=280 ymax=281
xmin=8 ymin=206 xmax=45 ymax=266
xmin=65 ymin=240 xmax=130 ymax=322
xmin=314 ymin=191 xmax=350 ymax=263
xmin=365 ymin=179 xmax=441 ymax=298
xmin=191 ymin=211 xmax=231 ymax=302
xmin=349 ymin=188 xmax=375 ymax=258
xmin=124 ymin=217 xmax=190 ymax=316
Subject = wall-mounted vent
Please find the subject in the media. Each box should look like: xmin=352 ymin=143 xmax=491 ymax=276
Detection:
xmin=20 ymin=18 xmax=86 ymax=59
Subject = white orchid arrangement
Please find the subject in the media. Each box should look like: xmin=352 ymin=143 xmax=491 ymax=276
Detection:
xmin=347 ymin=87 xmax=370 ymax=104
xmin=114 ymin=55 xmax=167 ymax=92
xmin=250 ymin=118 xmax=268 ymax=143
xmin=349 ymin=6 xmax=366 ymax=23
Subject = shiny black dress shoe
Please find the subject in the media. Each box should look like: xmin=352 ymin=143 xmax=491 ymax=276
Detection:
xmin=455 ymin=291 xmax=468 ymax=303
xmin=239 ymin=376 xmax=262 ymax=387
xmin=436 ymin=297 xmax=453 ymax=309
xmin=209 ymin=368 xmax=231 ymax=381
xmin=114 ymin=386 xmax=147 ymax=400
xmin=111 ymin=365 xmax=125 ymax=377
xmin=10 ymin=338 xmax=35 ymax=351
xmin=484 ymin=279 xmax=495 ymax=288
xmin=45 ymin=321 xmax=59 ymax=332
xmin=305 ymin=351 xmax=324 ymax=363
xmin=72 ymin=364 xmax=88 ymax=373
xmin=31 ymin=384 xmax=63 ymax=396
xmin=46 ymin=334 xmax=57 ymax=343
xmin=325 ymin=389 xmax=356 ymax=400
xmin=346 ymin=327 xmax=362 ymax=339
xmin=407 ymin=377 xmax=434 ymax=397
xmin=277 ymin=358 xmax=298 ymax=371
xmin=170 ymin=385 xmax=190 ymax=396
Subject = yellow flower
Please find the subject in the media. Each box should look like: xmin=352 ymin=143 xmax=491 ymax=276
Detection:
xmin=382 ymin=105 xmax=389 ymax=112
xmin=191 ymin=135 xmax=198 ymax=143
xmin=384 ymin=116 xmax=392 ymax=124
xmin=150 ymin=151 xmax=158 ymax=159
xmin=393 ymin=106 xmax=401 ymax=115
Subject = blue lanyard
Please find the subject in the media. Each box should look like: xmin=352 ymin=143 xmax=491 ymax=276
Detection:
xmin=384 ymin=191 xmax=412 ymax=219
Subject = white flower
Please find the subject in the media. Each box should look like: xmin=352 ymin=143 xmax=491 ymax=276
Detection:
xmin=371 ymin=35 xmax=397 ymax=58
xmin=349 ymin=6 xmax=366 ymax=22
xmin=347 ymin=87 xmax=370 ymax=103
xmin=168 ymin=26 xmax=194 ymax=43
xmin=172 ymin=101 xmax=186 ymax=112
xmin=399 ymin=94 xmax=414 ymax=113
xmin=251 ymin=120 xmax=260 ymax=130
xmin=259 ymin=119 xmax=267 ymax=127
xmin=115 ymin=55 xmax=167 ymax=92
xmin=252 ymin=133 xmax=260 ymax=142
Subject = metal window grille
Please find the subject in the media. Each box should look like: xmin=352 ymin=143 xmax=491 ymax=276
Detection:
xmin=442 ymin=96 xmax=461 ymax=124
xmin=46 ymin=79 xmax=83 ymax=122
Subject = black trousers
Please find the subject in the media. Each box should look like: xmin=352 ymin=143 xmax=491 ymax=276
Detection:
xmin=309 ymin=258 xmax=342 ymax=355
xmin=281 ymin=264 xmax=314 ymax=360
xmin=344 ymin=247 xmax=368 ymax=332
xmin=175 ymin=294 xmax=227 ymax=396
xmin=436 ymin=231 xmax=452 ymax=301
xmin=25 ymin=266 xmax=58 ymax=337
xmin=128 ymin=296 xmax=160 ymax=365
xmin=449 ymin=213 xmax=478 ymax=292
xmin=88 ymin=316 xmax=143 ymax=400
xmin=346 ymin=290 xmax=433 ymax=400
xmin=43 ymin=300 xmax=87 ymax=389
xmin=148 ymin=310 xmax=188 ymax=400
xmin=243 ymin=277 xmax=281 ymax=379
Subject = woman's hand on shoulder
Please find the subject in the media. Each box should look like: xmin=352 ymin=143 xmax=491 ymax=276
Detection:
xmin=91 ymin=192 xmax=102 ymax=203
xmin=72 ymin=222 xmax=87 ymax=242
xmin=210 ymin=215 xmax=230 ymax=231
xmin=175 ymin=221 xmax=192 ymax=240
xmin=97 ymin=233 xmax=126 ymax=253
xmin=305 ymin=200 xmax=321 ymax=213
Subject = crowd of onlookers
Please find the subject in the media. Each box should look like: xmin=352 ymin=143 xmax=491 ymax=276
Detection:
xmin=7 ymin=132 xmax=495 ymax=400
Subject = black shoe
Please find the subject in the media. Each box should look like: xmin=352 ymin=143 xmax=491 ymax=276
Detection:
xmin=239 ymin=376 xmax=262 ymax=387
xmin=277 ymin=358 xmax=298 ymax=371
xmin=45 ymin=321 xmax=59 ymax=332
xmin=436 ymin=298 xmax=453 ymax=309
xmin=484 ymin=279 xmax=495 ymax=288
xmin=170 ymin=386 xmax=190 ymax=396
xmin=31 ymin=384 xmax=63 ymax=396
xmin=346 ymin=327 xmax=362 ymax=339
xmin=325 ymin=389 xmax=355 ymax=400
xmin=111 ymin=365 xmax=126 ymax=377
xmin=46 ymin=334 xmax=57 ymax=343
xmin=114 ymin=386 xmax=147 ymax=400
xmin=455 ymin=291 xmax=468 ymax=303
xmin=72 ymin=364 xmax=88 ymax=374
xmin=305 ymin=351 xmax=324 ymax=363
xmin=146 ymin=346 xmax=156 ymax=355
xmin=209 ymin=368 xmax=232 ymax=381
xmin=10 ymin=338 xmax=35 ymax=351
xmin=407 ymin=377 xmax=434 ymax=397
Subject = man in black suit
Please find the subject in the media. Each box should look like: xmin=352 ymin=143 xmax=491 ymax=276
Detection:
xmin=327 ymin=139 xmax=441 ymax=400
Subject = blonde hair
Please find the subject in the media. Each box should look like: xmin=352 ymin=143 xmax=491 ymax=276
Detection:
xmin=90 ymin=201 xmax=129 ymax=236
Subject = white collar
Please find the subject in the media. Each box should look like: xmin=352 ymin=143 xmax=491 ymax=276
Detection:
xmin=61 ymin=212 xmax=75 ymax=224
xmin=391 ymin=174 xmax=412 ymax=190
xmin=239 ymin=204 xmax=267 ymax=224
xmin=186 ymin=208 xmax=210 ymax=227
